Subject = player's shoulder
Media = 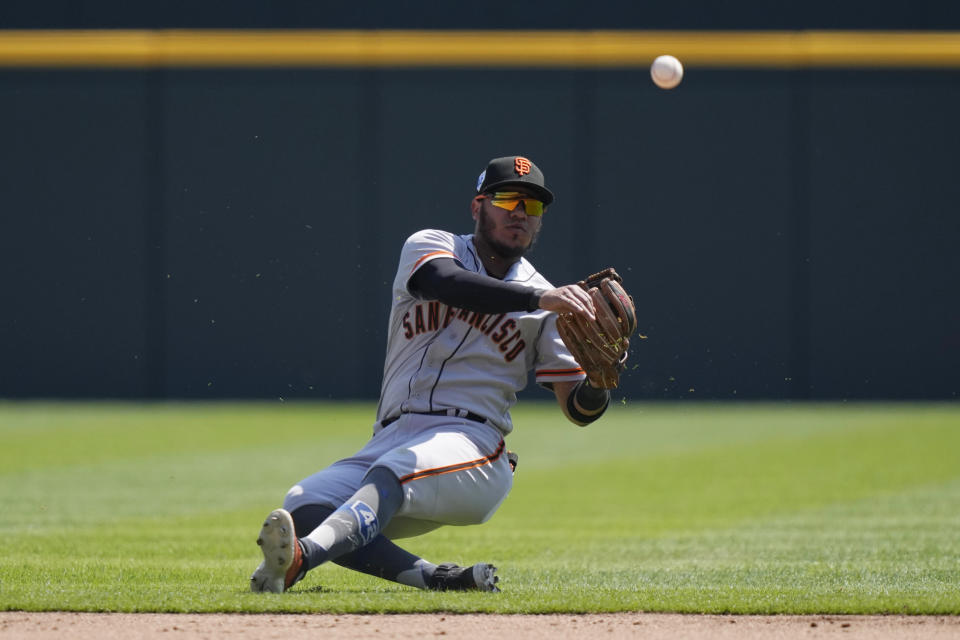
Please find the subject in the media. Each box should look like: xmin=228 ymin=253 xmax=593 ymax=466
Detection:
xmin=403 ymin=229 xmax=474 ymax=258
xmin=405 ymin=228 xmax=455 ymax=244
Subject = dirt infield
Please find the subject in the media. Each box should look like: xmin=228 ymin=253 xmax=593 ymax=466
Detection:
xmin=1 ymin=612 xmax=958 ymax=639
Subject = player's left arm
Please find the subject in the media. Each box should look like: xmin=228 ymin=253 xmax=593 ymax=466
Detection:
xmin=551 ymin=379 xmax=610 ymax=427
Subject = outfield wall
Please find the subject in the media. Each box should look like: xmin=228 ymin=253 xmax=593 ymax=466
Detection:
xmin=1 ymin=37 xmax=958 ymax=400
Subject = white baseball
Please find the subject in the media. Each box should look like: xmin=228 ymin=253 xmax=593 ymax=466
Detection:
xmin=651 ymin=55 xmax=683 ymax=90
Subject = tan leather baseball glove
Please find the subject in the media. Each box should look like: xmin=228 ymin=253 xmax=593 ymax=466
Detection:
xmin=555 ymin=268 xmax=637 ymax=389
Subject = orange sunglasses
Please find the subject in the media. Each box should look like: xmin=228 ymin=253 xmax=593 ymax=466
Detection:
xmin=478 ymin=191 xmax=545 ymax=217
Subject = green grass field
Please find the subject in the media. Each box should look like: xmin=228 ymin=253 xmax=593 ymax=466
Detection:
xmin=0 ymin=401 xmax=958 ymax=614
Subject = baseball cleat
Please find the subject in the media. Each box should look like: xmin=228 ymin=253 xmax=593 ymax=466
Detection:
xmin=428 ymin=562 xmax=500 ymax=592
xmin=249 ymin=508 xmax=305 ymax=593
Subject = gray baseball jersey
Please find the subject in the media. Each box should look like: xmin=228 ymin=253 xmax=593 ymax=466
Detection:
xmin=375 ymin=228 xmax=585 ymax=436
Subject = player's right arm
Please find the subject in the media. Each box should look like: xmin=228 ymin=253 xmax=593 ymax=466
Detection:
xmin=412 ymin=258 xmax=595 ymax=319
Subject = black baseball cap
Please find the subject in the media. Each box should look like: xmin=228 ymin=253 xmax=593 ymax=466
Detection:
xmin=475 ymin=156 xmax=554 ymax=205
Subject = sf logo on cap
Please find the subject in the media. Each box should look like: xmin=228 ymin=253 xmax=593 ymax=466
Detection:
xmin=514 ymin=157 xmax=532 ymax=176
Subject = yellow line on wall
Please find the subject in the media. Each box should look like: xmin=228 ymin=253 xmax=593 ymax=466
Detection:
xmin=1 ymin=30 xmax=959 ymax=68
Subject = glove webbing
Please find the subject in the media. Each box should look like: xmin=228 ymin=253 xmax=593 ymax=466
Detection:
xmin=579 ymin=267 xmax=622 ymax=290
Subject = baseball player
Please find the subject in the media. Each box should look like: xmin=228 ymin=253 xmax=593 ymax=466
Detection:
xmin=251 ymin=155 xmax=616 ymax=593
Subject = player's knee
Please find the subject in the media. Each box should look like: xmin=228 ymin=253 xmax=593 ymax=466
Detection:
xmin=363 ymin=465 xmax=404 ymax=514
xmin=283 ymin=483 xmax=304 ymax=508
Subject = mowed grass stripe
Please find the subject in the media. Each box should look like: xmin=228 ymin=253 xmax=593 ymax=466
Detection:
xmin=505 ymin=402 xmax=959 ymax=467
xmin=0 ymin=401 xmax=372 ymax=474
xmin=4 ymin=403 xmax=955 ymax=530
xmin=504 ymin=405 xmax=960 ymax=532
xmin=0 ymin=402 xmax=958 ymax=613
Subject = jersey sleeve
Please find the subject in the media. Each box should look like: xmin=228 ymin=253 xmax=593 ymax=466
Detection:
xmin=534 ymin=313 xmax=587 ymax=385
xmin=393 ymin=229 xmax=460 ymax=300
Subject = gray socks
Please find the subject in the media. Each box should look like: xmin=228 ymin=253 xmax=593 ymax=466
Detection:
xmin=299 ymin=466 xmax=404 ymax=571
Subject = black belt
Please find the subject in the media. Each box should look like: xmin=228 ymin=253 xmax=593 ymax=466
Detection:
xmin=381 ymin=409 xmax=487 ymax=429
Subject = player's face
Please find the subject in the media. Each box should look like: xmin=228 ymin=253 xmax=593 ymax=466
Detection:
xmin=473 ymin=190 xmax=544 ymax=260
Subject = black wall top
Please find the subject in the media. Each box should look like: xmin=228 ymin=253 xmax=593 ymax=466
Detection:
xmin=3 ymin=1 xmax=960 ymax=30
